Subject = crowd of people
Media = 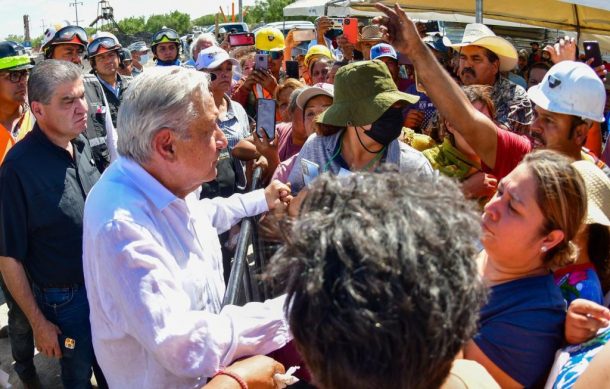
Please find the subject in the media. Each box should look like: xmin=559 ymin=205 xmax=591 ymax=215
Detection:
xmin=1 ymin=3 xmax=610 ymax=388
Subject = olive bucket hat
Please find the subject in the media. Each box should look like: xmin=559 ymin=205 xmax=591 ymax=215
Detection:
xmin=317 ymin=60 xmax=419 ymax=127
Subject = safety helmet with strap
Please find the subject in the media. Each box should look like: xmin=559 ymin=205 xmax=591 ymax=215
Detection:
xmin=41 ymin=24 xmax=88 ymax=58
xmin=151 ymin=27 xmax=181 ymax=55
xmin=87 ymin=32 xmax=122 ymax=58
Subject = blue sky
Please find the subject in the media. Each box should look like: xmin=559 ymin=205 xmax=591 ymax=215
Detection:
xmin=1 ymin=0 xmax=257 ymax=40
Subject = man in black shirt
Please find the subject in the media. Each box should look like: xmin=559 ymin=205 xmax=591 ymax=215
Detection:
xmin=0 ymin=60 xmax=103 ymax=388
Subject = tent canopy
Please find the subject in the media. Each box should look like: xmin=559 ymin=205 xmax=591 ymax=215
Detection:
xmin=349 ymin=0 xmax=610 ymax=36
xmin=283 ymin=0 xmax=378 ymax=17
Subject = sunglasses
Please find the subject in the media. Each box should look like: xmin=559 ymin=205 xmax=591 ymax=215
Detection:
xmin=87 ymin=37 xmax=119 ymax=57
xmin=257 ymin=50 xmax=283 ymax=60
xmin=152 ymin=29 xmax=180 ymax=43
xmin=54 ymin=26 xmax=88 ymax=46
xmin=0 ymin=70 xmax=29 ymax=83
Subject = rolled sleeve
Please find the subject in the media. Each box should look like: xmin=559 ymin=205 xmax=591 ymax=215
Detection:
xmin=194 ymin=189 xmax=269 ymax=234
xmin=88 ymin=219 xmax=288 ymax=379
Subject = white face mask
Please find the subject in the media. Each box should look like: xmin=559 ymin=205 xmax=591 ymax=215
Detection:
xmin=139 ymin=54 xmax=150 ymax=65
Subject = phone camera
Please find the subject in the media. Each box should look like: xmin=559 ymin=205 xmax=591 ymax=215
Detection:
xmin=344 ymin=19 xmax=350 ymax=25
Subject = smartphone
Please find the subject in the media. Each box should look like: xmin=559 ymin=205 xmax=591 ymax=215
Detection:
xmin=301 ymin=158 xmax=320 ymax=186
xmin=255 ymin=53 xmax=268 ymax=71
xmin=59 ymin=335 xmax=76 ymax=358
xmin=584 ymin=41 xmax=602 ymax=69
xmin=285 ymin=60 xmax=299 ymax=79
xmin=293 ymin=29 xmax=316 ymax=42
xmin=342 ymin=18 xmax=358 ymax=45
xmin=228 ymin=32 xmax=255 ymax=47
xmin=415 ymin=70 xmax=426 ymax=94
xmin=256 ymin=98 xmax=276 ymax=140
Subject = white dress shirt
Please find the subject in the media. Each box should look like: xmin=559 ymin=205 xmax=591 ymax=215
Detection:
xmin=83 ymin=157 xmax=290 ymax=389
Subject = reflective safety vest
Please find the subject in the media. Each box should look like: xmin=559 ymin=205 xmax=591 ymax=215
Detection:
xmin=83 ymin=74 xmax=112 ymax=172
xmin=1 ymin=109 xmax=34 ymax=165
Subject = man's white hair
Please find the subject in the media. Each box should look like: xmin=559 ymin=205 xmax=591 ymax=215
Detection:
xmin=117 ymin=66 xmax=211 ymax=164
xmin=191 ymin=33 xmax=218 ymax=60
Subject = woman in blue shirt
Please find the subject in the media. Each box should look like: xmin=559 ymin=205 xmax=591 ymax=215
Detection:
xmin=466 ymin=150 xmax=588 ymax=388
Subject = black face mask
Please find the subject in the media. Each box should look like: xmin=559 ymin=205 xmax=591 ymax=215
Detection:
xmin=364 ymin=107 xmax=404 ymax=146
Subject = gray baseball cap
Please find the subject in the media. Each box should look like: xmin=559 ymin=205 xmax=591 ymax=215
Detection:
xmin=127 ymin=41 xmax=149 ymax=52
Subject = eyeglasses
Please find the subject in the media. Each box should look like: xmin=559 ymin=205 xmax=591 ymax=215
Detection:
xmin=152 ymin=29 xmax=180 ymax=44
xmin=87 ymin=37 xmax=120 ymax=57
xmin=54 ymin=26 xmax=88 ymax=46
xmin=257 ymin=50 xmax=283 ymax=60
xmin=0 ymin=70 xmax=29 ymax=83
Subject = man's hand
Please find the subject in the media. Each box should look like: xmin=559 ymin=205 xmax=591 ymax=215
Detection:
xmin=242 ymin=72 xmax=258 ymax=90
xmin=32 ymin=318 xmax=62 ymax=358
xmin=224 ymin=355 xmax=285 ymax=389
xmin=315 ymin=16 xmax=333 ymax=38
xmin=565 ymin=299 xmax=610 ymax=344
xmin=372 ymin=3 xmax=423 ymax=57
xmin=404 ymin=110 xmax=425 ymax=130
xmin=462 ymin=172 xmax=498 ymax=200
xmin=544 ymin=36 xmax=576 ymax=64
xmin=264 ymin=180 xmax=292 ymax=210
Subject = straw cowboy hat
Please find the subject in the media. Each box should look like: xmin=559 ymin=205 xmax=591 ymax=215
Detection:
xmin=448 ymin=23 xmax=518 ymax=71
xmin=572 ymin=160 xmax=610 ymax=226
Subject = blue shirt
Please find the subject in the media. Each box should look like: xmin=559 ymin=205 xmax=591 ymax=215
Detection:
xmin=474 ymin=274 xmax=566 ymax=387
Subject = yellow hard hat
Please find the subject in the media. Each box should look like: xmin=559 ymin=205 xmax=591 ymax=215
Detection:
xmin=255 ymin=27 xmax=285 ymax=51
xmin=304 ymin=45 xmax=333 ymax=68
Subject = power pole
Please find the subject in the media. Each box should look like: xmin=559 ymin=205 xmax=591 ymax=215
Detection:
xmin=69 ymin=0 xmax=84 ymax=26
xmin=23 ymin=15 xmax=31 ymax=43
xmin=239 ymin=0 xmax=243 ymax=23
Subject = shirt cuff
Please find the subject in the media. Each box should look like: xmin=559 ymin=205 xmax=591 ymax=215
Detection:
xmin=241 ymin=189 xmax=269 ymax=217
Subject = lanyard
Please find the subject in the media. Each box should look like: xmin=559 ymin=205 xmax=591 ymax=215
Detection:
xmin=323 ymin=131 xmax=386 ymax=173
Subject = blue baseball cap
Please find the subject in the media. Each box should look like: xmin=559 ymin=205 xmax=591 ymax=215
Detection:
xmin=370 ymin=43 xmax=397 ymax=61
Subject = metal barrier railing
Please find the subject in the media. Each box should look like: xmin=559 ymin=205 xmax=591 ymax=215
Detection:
xmin=222 ymin=166 xmax=265 ymax=307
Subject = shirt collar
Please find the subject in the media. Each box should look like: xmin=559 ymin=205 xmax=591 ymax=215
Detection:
xmin=98 ymin=75 xmax=121 ymax=98
xmin=117 ymin=156 xmax=179 ymax=211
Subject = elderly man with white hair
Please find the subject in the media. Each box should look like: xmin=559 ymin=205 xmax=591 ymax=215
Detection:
xmin=185 ymin=33 xmax=218 ymax=67
xmin=82 ymin=66 xmax=292 ymax=388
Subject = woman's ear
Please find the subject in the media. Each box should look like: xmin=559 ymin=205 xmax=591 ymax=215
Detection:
xmin=542 ymin=229 xmax=565 ymax=252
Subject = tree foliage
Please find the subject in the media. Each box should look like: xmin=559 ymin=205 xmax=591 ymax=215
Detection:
xmin=246 ymin=0 xmax=297 ymax=24
xmin=144 ymin=11 xmax=191 ymax=35
xmin=192 ymin=15 xmax=216 ymax=28
xmin=6 ymin=34 xmax=24 ymax=43
xmin=118 ymin=16 xmax=146 ymax=35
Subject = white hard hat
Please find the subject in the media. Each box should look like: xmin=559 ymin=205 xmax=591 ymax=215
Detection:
xmin=527 ymin=61 xmax=605 ymax=122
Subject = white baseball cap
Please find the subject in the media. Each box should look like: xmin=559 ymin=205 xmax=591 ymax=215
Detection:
xmin=527 ymin=61 xmax=605 ymax=122
xmin=297 ymin=83 xmax=334 ymax=109
xmin=195 ymin=46 xmax=238 ymax=71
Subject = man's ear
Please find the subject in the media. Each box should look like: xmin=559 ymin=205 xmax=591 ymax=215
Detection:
xmin=573 ymin=121 xmax=591 ymax=147
xmin=152 ymin=128 xmax=177 ymax=161
xmin=30 ymin=101 xmax=44 ymax=119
